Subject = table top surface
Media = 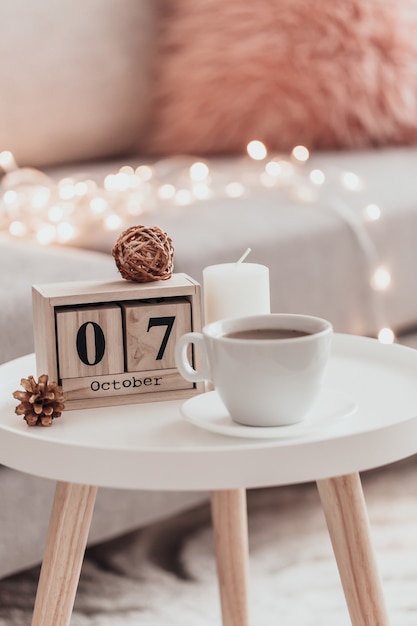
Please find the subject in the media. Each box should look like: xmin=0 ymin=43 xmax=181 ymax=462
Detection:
xmin=1 ymin=334 xmax=417 ymax=491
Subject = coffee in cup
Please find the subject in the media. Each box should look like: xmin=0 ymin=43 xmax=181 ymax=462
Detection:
xmin=175 ymin=314 xmax=333 ymax=427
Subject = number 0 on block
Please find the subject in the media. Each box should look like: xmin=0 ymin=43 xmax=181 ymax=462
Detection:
xmin=56 ymin=304 xmax=125 ymax=379
xmin=32 ymin=274 xmax=203 ymax=410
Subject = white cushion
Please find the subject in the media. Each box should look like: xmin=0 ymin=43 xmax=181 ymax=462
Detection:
xmin=0 ymin=0 xmax=154 ymax=167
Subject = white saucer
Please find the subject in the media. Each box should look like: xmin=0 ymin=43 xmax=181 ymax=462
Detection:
xmin=180 ymin=389 xmax=358 ymax=439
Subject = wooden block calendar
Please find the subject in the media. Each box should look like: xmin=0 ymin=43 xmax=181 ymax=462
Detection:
xmin=32 ymin=274 xmax=204 ymax=410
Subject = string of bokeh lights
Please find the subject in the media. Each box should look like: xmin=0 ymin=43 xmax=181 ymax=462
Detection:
xmin=0 ymin=142 xmax=394 ymax=343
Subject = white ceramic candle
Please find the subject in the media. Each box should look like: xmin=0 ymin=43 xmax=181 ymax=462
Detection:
xmin=203 ymin=261 xmax=270 ymax=324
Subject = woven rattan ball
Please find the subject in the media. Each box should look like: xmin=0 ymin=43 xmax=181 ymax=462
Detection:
xmin=112 ymin=225 xmax=174 ymax=282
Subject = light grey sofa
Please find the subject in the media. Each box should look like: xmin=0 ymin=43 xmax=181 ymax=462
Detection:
xmin=3 ymin=146 xmax=417 ymax=579
xmin=2 ymin=0 xmax=417 ymax=580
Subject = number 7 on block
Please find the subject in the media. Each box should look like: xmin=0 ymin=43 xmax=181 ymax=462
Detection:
xmin=121 ymin=299 xmax=191 ymax=372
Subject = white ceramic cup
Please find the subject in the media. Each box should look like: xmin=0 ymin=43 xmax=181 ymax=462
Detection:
xmin=175 ymin=313 xmax=333 ymax=427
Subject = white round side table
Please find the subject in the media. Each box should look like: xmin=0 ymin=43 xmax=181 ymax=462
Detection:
xmin=1 ymin=333 xmax=417 ymax=626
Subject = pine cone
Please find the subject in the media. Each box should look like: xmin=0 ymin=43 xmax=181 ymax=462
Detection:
xmin=13 ymin=374 xmax=65 ymax=426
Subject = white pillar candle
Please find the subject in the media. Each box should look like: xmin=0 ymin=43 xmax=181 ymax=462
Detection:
xmin=203 ymin=262 xmax=270 ymax=324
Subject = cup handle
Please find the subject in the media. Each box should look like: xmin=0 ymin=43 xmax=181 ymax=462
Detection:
xmin=175 ymin=332 xmax=212 ymax=382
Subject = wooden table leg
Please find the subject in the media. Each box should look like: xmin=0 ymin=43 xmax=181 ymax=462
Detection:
xmin=31 ymin=481 xmax=98 ymax=626
xmin=210 ymin=488 xmax=250 ymax=626
xmin=316 ymin=472 xmax=390 ymax=626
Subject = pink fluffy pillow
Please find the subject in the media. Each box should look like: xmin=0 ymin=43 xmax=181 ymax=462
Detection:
xmin=145 ymin=0 xmax=417 ymax=155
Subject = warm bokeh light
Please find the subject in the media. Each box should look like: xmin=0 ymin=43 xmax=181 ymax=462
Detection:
xmin=174 ymin=189 xmax=193 ymax=206
xmin=135 ymin=165 xmax=153 ymax=181
xmin=190 ymin=162 xmax=209 ymax=181
xmin=265 ymin=161 xmax=281 ymax=177
xmin=104 ymin=173 xmax=131 ymax=192
xmin=309 ymin=169 xmax=325 ymax=185
xmin=8 ymin=221 xmax=27 ymax=237
xmin=371 ymin=267 xmax=391 ymax=291
xmin=89 ymin=197 xmax=108 ymax=214
xmin=378 ymin=327 xmax=395 ymax=344
xmin=363 ymin=204 xmax=381 ymax=222
xmin=157 ymin=184 xmax=176 ymax=200
xmin=59 ymin=179 xmax=76 ymax=200
xmin=104 ymin=214 xmax=122 ymax=230
xmin=56 ymin=222 xmax=76 ymax=242
xmin=0 ymin=150 xmax=17 ymax=171
xmin=3 ymin=190 xmax=17 ymax=206
xmin=36 ymin=224 xmax=56 ymax=245
xmin=192 ymin=183 xmax=211 ymax=200
xmin=31 ymin=187 xmax=51 ymax=209
xmin=341 ymin=171 xmax=362 ymax=191
xmin=74 ymin=181 xmax=89 ymax=197
xmin=247 ymin=140 xmax=267 ymax=160
xmin=225 ymin=182 xmax=245 ymax=198
xmin=292 ymin=145 xmax=309 ymax=162
xmin=48 ymin=205 xmax=65 ymax=223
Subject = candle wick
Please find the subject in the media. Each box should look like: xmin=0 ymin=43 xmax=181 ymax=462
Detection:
xmin=236 ymin=248 xmax=252 ymax=264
